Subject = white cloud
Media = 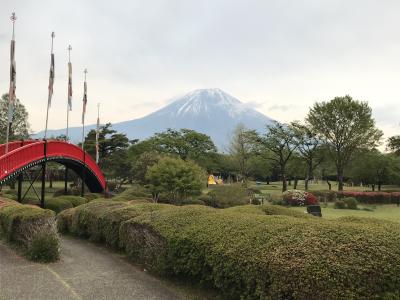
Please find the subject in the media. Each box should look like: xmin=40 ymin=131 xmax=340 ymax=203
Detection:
xmin=0 ymin=0 xmax=399 ymax=136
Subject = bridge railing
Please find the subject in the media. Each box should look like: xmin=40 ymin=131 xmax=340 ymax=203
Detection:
xmin=0 ymin=140 xmax=38 ymax=156
xmin=0 ymin=141 xmax=44 ymax=179
xmin=0 ymin=140 xmax=106 ymax=190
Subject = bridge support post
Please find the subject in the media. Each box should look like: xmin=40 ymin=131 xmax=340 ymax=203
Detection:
xmin=81 ymin=152 xmax=86 ymax=197
xmin=40 ymin=141 xmax=47 ymax=208
xmin=64 ymin=167 xmax=68 ymax=195
xmin=17 ymin=173 xmax=22 ymax=203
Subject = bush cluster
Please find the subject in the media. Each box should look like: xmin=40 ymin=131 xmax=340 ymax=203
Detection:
xmin=335 ymin=197 xmax=358 ymax=210
xmin=282 ymin=189 xmax=318 ymax=206
xmin=58 ymin=200 xmax=400 ymax=299
xmin=0 ymin=200 xmax=60 ymax=262
xmin=111 ymin=186 xmax=153 ymax=202
xmin=205 ymin=185 xmax=249 ymax=208
xmin=311 ymin=190 xmax=400 ymax=205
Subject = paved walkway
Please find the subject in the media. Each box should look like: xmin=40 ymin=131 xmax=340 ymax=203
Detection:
xmin=0 ymin=236 xmax=182 ymax=300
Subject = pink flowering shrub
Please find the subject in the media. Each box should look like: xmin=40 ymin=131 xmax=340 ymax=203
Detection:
xmin=282 ymin=190 xmax=318 ymax=206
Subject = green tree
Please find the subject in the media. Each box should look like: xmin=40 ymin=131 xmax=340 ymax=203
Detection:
xmin=151 ymin=128 xmax=217 ymax=161
xmin=348 ymin=150 xmax=399 ymax=191
xmin=261 ymin=121 xmax=300 ymax=192
xmin=228 ymin=124 xmax=259 ymax=183
xmin=387 ymin=136 xmax=400 ymax=155
xmin=307 ymin=95 xmax=382 ymax=191
xmin=0 ymin=93 xmax=30 ymax=142
xmin=132 ymin=151 xmax=161 ymax=184
xmin=292 ymin=122 xmax=324 ymax=190
xmin=146 ymin=157 xmax=206 ymax=203
xmin=83 ymin=123 xmax=131 ymax=188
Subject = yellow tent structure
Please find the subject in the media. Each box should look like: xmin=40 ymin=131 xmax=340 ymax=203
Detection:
xmin=208 ymin=175 xmax=217 ymax=185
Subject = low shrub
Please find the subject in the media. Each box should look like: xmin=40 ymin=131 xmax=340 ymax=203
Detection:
xmin=112 ymin=186 xmax=152 ymax=202
xmin=343 ymin=197 xmax=358 ymax=210
xmin=206 ymin=185 xmax=249 ymax=208
xmin=0 ymin=201 xmax=59 ymax=262
xmin=181 ymin=199 xmax=205 ymax=206
xmin=226 ymin=204 xmax=311 ymax=219
xmin=334 ymin=200 xmax=346 ymax=209
xmin=57 ymin=200 xmax=400 ymax=299
xmin=119 ymin=206 xmax=400 ymax=299
xmin=44 ymin=198 xmax=73 ymax=213
xmin=84 ymin=193 xmax=103 ymax=201
xmin=282 ymin=190 xmax=318 ymax=206
xmin=54 ymin=195 xmax=87 ymax=207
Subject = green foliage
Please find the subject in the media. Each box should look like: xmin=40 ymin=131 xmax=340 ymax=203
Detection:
xmin=27 ymin=231 xmax=60 ymax=262
xmin=226 ymin=204 xmax=311 ymax=218
xmin=206 ymin=184 xmax=249 ymax=208
xmin=387 ymin=135 xmax=400 ymax=155
xmin=307 ymin=95 xmax=383 ymax=191
xmin=343 ymin=197 xmax=358 ymax=210
xmin=111 ymin=186 xmax=152 ymax=202
xmin=84 ymin=193 xmax=103 ymax=201
xmin=151 ymin=128 xmax=217 ymax=161
xmin=83 ymin=123 xmax=132 ymax=188
xmin=44 ymin=197 xmax=73 ymax=213
xmin=0 ymin=201 xmax=59 ymax=262
xmin=261 ymin=121 xmax=301 ymax=192
xmin=334 ymin=200 xmax=346 ymax=209
xmin=55 ymin=195 xmax=87 ymax=207
xmin=0 ymin=94 xmax=30 ymax=142
xmin=58 ymin=200 xmax=400 ymax=299
xmin=146 ymin=157 xmax=206 ymax=203
xmin=228 ymin=124 xmax=260 ymax=181
xmin=180 ymin=199 xmax=205 ymax=205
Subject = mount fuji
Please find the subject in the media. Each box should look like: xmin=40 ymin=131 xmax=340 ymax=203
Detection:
xmin=34 ymin=89 xmax=274 ymax=149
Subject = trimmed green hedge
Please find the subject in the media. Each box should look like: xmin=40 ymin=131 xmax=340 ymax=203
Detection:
xmin=44 ymin=198 xmax=73 ymax=213
xmin=57 ymin=201 xmax=400 ymax=299
xmin=226 ymin=204 xmax=311 ymax=218
xmin=112 ymin=186 xmax=153 ymax=202
xmin=55 ymin=195 xmax=87 ymax=207
xmin=0 ymin=200 xmax=60 ymax=262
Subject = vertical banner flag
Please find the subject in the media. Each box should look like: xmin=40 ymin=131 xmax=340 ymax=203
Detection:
xmin=48 ymin=53 xmax=55 ymax=106
xmin=96 ymin=104 xmax=100 ymax=164
xmin=68 ymin=62 xmax=72 ymax=110
xmin=8 ymin=39 xmax=16 ymax=122
xmin=82 ymin=81 xmax=87 ymax=124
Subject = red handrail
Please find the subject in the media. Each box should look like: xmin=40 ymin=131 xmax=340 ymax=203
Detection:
xmin=0 ymin=140 xmax=106 ymax=190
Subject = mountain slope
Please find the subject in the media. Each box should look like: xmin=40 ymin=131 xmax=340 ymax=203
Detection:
xmin=34 ymin=88 xmax=274 ymax=149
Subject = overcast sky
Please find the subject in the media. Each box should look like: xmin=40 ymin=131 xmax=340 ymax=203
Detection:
xmin=1 ymin=0 xmax=399 ymax=142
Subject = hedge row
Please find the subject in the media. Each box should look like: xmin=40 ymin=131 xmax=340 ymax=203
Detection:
xmin=58 ymin=201 xmax=400 ymax=299
xmin=313 ymin=190 xmax=400 ymax=204
xmin=0 ymin=199 xmax=60 ymax=262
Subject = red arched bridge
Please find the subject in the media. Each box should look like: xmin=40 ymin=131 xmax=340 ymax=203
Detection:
xmin=0 ymin=140 xmax=106 ymax=205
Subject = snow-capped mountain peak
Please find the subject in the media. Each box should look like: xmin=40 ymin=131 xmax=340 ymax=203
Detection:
xmin=155 ymin=88 xmax=252 ymax=118
xmin=35 ymin=88 xmax=274 ymax=149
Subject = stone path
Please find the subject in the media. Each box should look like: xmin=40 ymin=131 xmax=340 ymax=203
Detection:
xmin=0 ymin=236 xmax=182 ymax=300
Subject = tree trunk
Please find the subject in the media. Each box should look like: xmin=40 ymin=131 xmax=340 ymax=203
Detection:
xmin=371 ymin=184 xmax=375 ymax=192
xmin=281 ymin=167 xmax=287 ymax=192
xmin=288 ymin=178 xmax=292 ymax=186
xmin=337 ymin=168 xmax=344 ymax=191
xmin=326 ymin=179 xmax=332 ymax=191
xmin=304 ymin=178 xmax=309 ymax=191
xmin=378 ymin=182 xmax=382 ymax=191
xmin=293 ymin=177 xmax=298 ymax=189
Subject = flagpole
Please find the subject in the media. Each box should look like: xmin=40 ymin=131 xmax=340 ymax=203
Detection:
xmin=66 ymin=45 xmax=72 ymax=141
xmin=82 ymin=68 xmax=87 ymax=150
xmin=96 ymin=103 xmax=100 ymax=164
xmin=44 ymin=31 xmax=55 ymax=140
xmin=5 ymin=12 xmax=17 ymax=154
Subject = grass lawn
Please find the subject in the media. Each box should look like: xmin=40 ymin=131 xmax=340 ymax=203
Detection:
xmin=291 ymin=204 xmax=400 ymax=223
